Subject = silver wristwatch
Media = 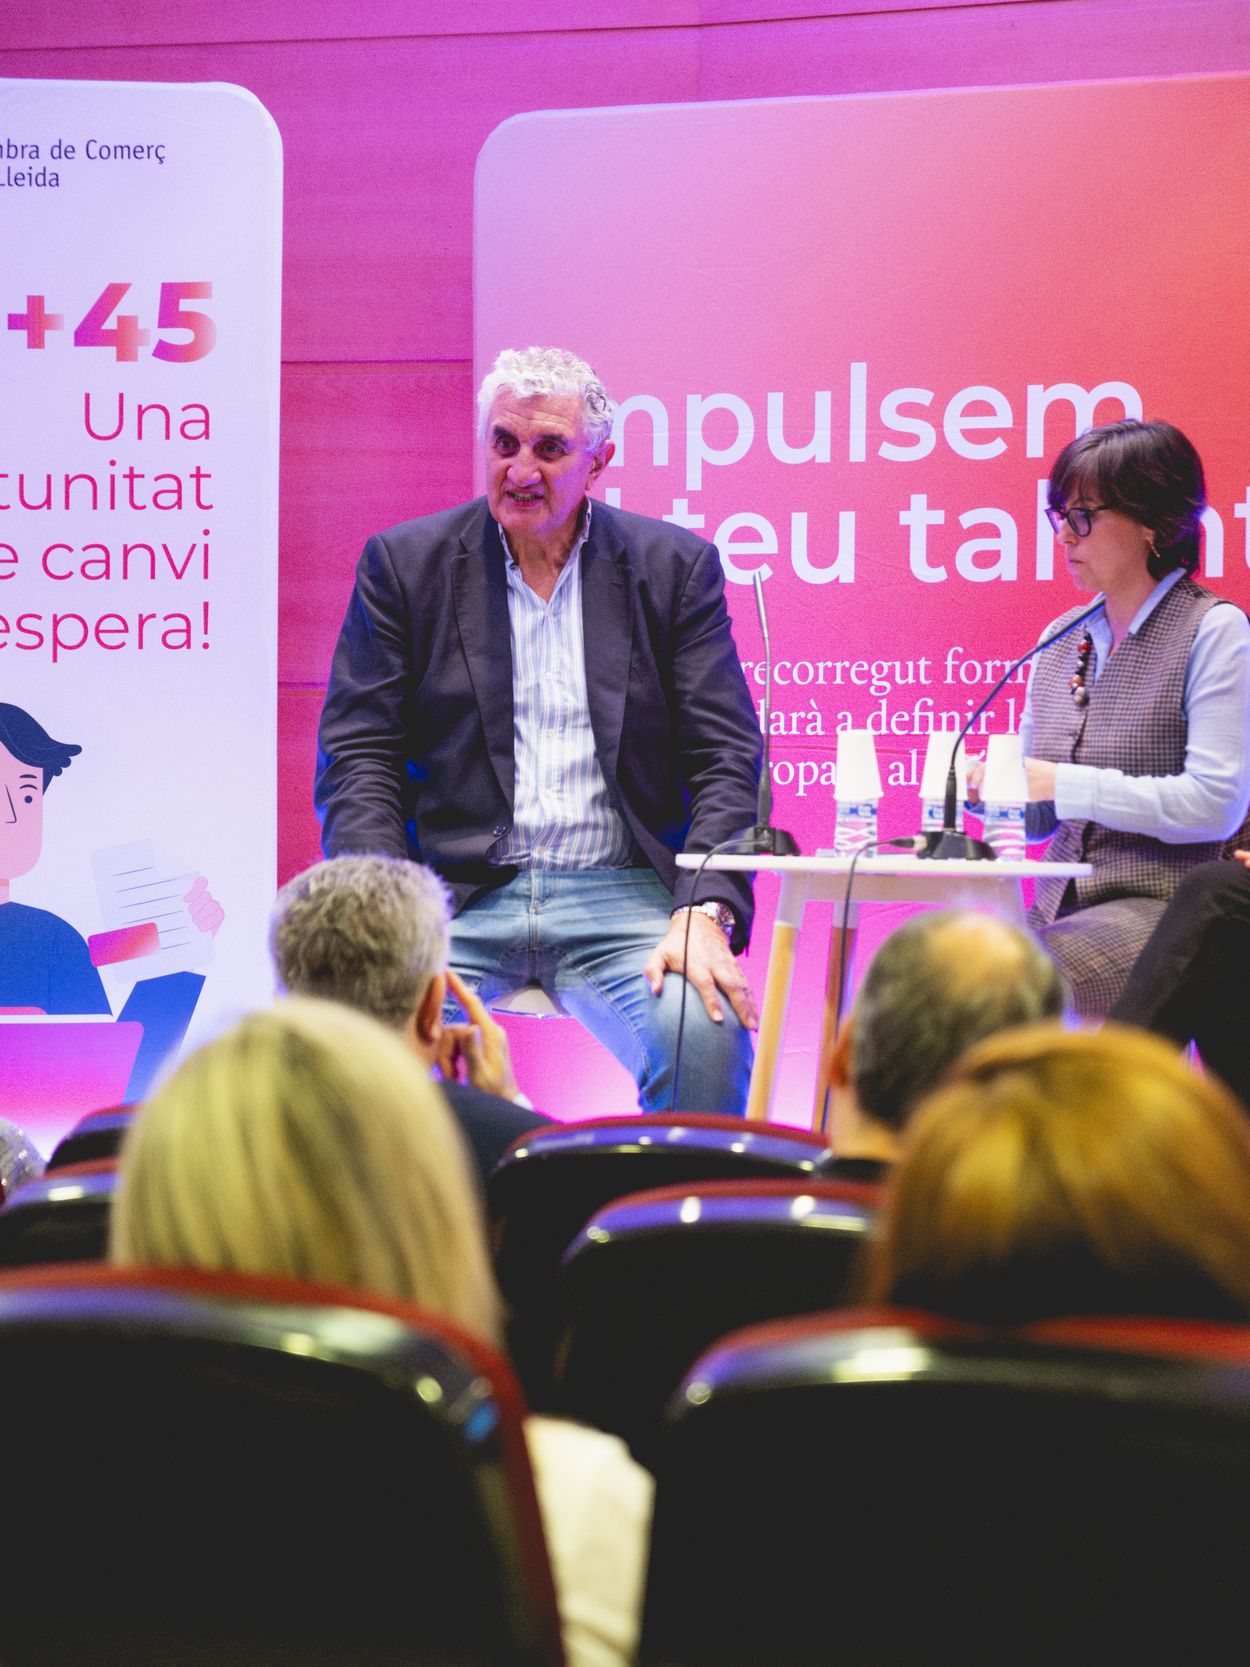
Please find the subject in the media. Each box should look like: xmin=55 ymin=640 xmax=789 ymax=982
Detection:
xmin=674 ymin=900 xmax=736 ymax=942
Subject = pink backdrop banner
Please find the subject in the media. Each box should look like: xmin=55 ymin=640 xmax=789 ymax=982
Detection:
xmin=474 ymin=75 xmax=1250 ymax=1122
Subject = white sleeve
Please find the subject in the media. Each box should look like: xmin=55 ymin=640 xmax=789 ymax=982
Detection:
xmin=1053 ymin=604 xmax=1250 ymax=842
xmin=525 ymin=1415 xmax=654 ymax=1667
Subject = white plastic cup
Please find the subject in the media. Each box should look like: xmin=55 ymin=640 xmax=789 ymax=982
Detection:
xmin=982 ymin=733 xmax=1027 ymax=805
xmin=834 ymin=731 xmax=882 ymax=855
xmin=919 ymin=730 xmax=965 ymax=835
xmin=835 ymin=729 xmax=882 ymax=803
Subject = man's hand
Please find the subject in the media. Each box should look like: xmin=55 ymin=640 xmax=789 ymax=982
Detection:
xmin=436 ymin=968 xmax=522 ymax=1101
xmin=1024 ymin=756 xmax=1058 ymax=803
xmin=643 ymin=910 xmax=759 ymax=1029
xmin=1234 ymin=851 xmax=1250 ymax=872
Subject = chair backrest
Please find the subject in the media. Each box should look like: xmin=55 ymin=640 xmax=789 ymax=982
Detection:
xmin=553 ymin=1177 xmax=880 ymax=1465
xmin=641 ymin=1307 xmax=1250 ymax=1667
xmin=487 ymin=1115 xmax=836 ymax=1403
xmin=0 ymin=1160 xmax=117 ymax=1266
xmin=47 ymin=1107 xmax=135 ymax=1170
xmin=0 ymin=1263 xmax=563 ymax=1667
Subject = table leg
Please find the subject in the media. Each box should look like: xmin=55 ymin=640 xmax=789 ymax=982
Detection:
xmin=811 ymin=923 xmax=858 ymax=1133
xmin=746 ymin=919 xmax=799 ymax=1122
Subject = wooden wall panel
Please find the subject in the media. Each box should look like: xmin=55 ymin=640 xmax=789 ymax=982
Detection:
xmin=0 ymin=2 xmax=704 ymax=51
xmin=278 ymin=686 xmax=327 ymax=884
xmin=280 ymin=362 xmax=473 ymax=684
xmin=1 ymin=30 xmax=702 ymax=364
xmin=697 ymin=2 xmax=1250 ymax=98
xmin=701 ymin=0 xmax=1017 ymax=16
xmin=2 ymin=2 xmax=1037 ymax=53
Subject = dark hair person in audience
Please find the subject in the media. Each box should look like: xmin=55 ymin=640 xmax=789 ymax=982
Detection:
xmin=825 ymin=911 xmax=1065 ymax=1182
xmin=269 ymin=855 xmax=554 ymax=1186
xmin=111 ymin=998 xmax=651 ymax=1667
xmin=866 ymin=1024 xmax=1250 ymax=1324
xmin=975 ymin=420 xmax=1250 ymax=1020
xmin=1109 ymin=848 xmax=1250 ymax=1112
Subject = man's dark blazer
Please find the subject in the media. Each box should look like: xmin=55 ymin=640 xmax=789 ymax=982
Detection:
xmin=315 ymin=497 xmax=762 ymax=949
xmin=439 ymin=1080 xmax=553 ymax=1192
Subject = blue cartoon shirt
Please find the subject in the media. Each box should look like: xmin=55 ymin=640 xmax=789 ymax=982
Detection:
xmin=0 ymin=902 xmax=110 ymax=1014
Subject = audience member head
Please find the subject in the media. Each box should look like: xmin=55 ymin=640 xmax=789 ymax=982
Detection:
xmin=476 ymin=345 xmax=614 ymax=450
xmin=866 ymin=1023 xmax=1250 ymax=1324
xmin=1046 ymin=418 xmax=1206 ymax=579
xmin=833 ymin=911 xmax=1064 ymax=1156
xmin=269 ymin=854 xmax=451 ymax=1055
xmin=110 ymin=998 xmax=502 ymax=1345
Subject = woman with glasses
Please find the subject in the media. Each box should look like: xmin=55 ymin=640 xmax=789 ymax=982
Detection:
xmin=1015 ymin=418 xmax=1250 ymax=1016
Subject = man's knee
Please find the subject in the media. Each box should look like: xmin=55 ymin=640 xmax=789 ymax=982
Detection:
xmin=652 ymin=994 xmax=752 ymax=1116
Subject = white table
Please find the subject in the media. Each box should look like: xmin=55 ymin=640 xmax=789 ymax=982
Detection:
xmin=677 ymin=852 xmax=1091 ymax=1127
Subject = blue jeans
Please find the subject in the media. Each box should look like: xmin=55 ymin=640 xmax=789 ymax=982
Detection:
xmin=448 ymin=868 xmax=753 ymax=1115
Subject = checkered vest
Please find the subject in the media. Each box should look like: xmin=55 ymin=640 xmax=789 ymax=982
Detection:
xmin=1029 ymin=577 xmax=1247 ymax=925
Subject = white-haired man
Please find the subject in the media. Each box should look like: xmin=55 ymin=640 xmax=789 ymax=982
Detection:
xmin=269 ymin=855 xmax=553 ymax=1186
xmin=316 ymin=346 xmax=761 ymax=1113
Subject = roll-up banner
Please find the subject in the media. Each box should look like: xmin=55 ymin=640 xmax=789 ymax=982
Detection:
xmin=0 ymin=79 xmax=281 ymax=1150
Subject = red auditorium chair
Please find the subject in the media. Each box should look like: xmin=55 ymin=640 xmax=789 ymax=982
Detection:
xmin=486 ymin=1113 xmax=838 ymax=1404
xmin=640 ymin=1308 xmax=1250 ymax=1667
xmin=0 ymin=1264 xmax=563 ymax=1667
xmin=0 ymin=1159 xmax=117 ymax=1265
xmin=46 ymin=1105 xmax=135 ymax=1170
xmin=552 ymin=1177 xmax=880 ymax=1465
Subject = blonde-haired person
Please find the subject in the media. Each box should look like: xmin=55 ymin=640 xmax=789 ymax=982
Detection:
xmin=866 ymin=1023 xmax=1250 ymax=1325
xmin=111 ymin=998 xmax=651 ymax=1667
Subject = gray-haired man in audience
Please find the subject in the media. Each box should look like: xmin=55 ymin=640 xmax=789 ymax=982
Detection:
xmin=269 ymin=854 xmax=552 ymax=1186
xmin=825 ymin=910 xmax=1066 ymax=1182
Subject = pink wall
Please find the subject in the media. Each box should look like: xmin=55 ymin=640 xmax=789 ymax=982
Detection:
xmin=4 ymin=2 xmax=1248 ymax=1115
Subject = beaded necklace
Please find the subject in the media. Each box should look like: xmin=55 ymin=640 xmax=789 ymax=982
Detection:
xmin=1070 ymin=630 xmax=1094 ymax=707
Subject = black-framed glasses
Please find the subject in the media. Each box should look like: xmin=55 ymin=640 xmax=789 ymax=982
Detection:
xmin=1046 ymin=504 xmax=1110 ymax=538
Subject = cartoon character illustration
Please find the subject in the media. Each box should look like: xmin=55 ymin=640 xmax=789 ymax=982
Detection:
xmin=0 ymin=702 xmax=223 ymax=1099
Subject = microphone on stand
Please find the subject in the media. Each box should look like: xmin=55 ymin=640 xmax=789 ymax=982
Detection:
xmin=922 ymin=597 xmax=1107 ymax=861
xmin=739 ymin=569 xmax=799 ymax=857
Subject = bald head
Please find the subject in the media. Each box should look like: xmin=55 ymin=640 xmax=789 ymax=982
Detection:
xmin=848 ymin=911 xmax=1065 ymax=1132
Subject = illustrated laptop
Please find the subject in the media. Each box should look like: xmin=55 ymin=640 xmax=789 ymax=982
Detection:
xmin=0 ymin=1016 xmax=144 ymax=1154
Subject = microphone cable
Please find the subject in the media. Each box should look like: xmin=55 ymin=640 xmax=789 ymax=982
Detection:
xmin=670 ymin=834 xmax=926 ymax=1117
xmin=818 ymin=834 xmax=928 ymax=1133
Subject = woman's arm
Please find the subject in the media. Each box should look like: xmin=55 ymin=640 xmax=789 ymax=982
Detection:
xmin=1046 ymin=605 xmax=1250 ymax=842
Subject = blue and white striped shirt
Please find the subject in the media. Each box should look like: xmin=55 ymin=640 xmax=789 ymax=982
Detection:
xmin=490 ymin=508 xmax=638 ymax=870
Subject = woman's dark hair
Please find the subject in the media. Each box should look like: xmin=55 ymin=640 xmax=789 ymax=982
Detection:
xmin=1047 ymin=418 xmax=1206 ymax=579
xmin=0 ymin=703 xmax=81 ymax=788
